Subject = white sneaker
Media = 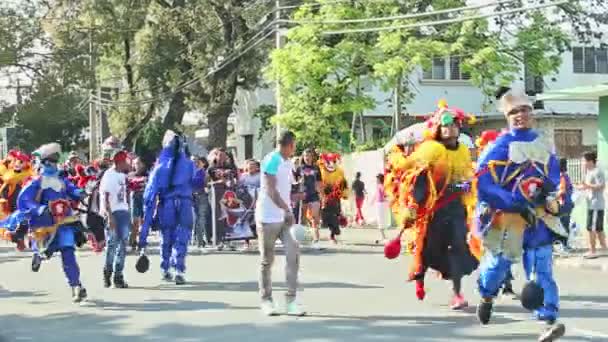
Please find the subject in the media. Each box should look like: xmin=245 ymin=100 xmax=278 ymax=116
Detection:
xmin=311 ymin=241 xmax=322 ymax=250
xmin=286 ymin=300 xmax=306 ymax=316
xmin=260 ymin=300 xmax=278 ymax=316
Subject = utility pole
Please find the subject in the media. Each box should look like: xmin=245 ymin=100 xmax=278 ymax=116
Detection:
xmin=392 ymin=73 xmax=402 ymax=136
xmin=88 ymin=28 xmax=98 ymax=161
xmin=275 ymin=0 xmax=282 ymax=143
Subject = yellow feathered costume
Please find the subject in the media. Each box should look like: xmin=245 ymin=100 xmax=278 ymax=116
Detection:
xmin=384 ymin=100 xmax=481 ymax=282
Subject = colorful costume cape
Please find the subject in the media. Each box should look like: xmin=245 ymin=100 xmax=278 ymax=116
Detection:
xmin=385 ymin=139 xmax=480 ymax=280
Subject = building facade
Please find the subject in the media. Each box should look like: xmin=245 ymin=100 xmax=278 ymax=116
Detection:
xmin=228 ymin=47 xmax=607 ymax=163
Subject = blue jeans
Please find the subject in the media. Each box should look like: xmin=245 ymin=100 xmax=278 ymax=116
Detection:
xmin=523 ymin=244 xmax=559 ymax=318
xmin=104 ymin=210 xmax=131 ymax=274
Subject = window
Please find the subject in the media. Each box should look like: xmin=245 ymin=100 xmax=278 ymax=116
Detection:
xmin=243 ymin=134 xmax=253 ymax=160
xmin=449 ymin=56 xmax=471 ymax=80
xmin=423 ymin=56 xmax=469 ymax=81
xmin=572 ymin=47 xmax=608 ymax=74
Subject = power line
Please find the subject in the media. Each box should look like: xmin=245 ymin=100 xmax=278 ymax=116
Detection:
xmin=95 ymin=19 xmax=278 ymax=100
xmin=282 ymin=0 xmax=518 ymax=24
xmin=91 ymin=28 xmax=276 ymax=107
xmin=322 ymin=0 xmax=568 ymax=35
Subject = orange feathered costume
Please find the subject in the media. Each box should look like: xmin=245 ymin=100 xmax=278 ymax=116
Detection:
xmin=384 ymin=101 xmax=481 ymax=297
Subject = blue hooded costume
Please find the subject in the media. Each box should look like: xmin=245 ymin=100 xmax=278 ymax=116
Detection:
xmin=475 ymin=127 xmax=566 ymax=324
xmin=4 ymin=143 xmax=88 ymax=302
xmin=138 ymin=131 xmax=203 ymax=282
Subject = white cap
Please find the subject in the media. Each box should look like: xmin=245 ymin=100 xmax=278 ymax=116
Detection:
xmin=499 ymin=89 xmax=533 ymax=115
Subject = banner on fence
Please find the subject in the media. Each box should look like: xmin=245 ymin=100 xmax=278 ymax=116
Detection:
xmin=210 ymin=182 xmax=256 ymax=243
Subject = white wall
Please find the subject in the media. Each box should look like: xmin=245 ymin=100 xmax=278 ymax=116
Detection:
xmin=341 ymin=150 xmax=386 ymax=225
xmin=363 ymin=69 xmax=491 ymax=118
xmin=231 ymin=87 xmax=276 ymax=165
xmin=543 ymin=50 xmax=608 ymax=114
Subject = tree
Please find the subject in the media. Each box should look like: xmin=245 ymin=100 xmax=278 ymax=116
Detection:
xmin=46 ymin=0 xmax=273 ymax=150
xmin=0 ymin=1 xmax=90 ymax=152
xmin=3 ymin=74 xmax=88 ymax=152
xmin=269 ymin=0 xmax=606 ymax=149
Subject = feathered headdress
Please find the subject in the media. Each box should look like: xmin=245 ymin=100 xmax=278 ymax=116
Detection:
xmin=424 ymin=99 xmax=476 ymax=140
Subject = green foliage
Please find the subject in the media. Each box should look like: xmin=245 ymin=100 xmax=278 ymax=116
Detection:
xmin=355 ymin=138 xmax=388 ymax=152
xmin=10 ymin=75 xmax=87 ymax=152
xmin=134 ymin=117 xmax=164 ymax=160
xmin=253 ymin=104 xmax=276 ymax=139
xmin=269 ymin=0 xmax=605 ymax=150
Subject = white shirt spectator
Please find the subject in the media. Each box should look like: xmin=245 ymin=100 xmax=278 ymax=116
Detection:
xmin=256 ymin=150 xmax=294 ymax=223
xmin=99 ymin=166 xmax=129 ymax=214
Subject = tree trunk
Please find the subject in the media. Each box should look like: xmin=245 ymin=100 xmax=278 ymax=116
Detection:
xmin=206 ymin=72 xmax=239 ymax=149
xmin=122 ymin=102 xmax=156 ymax=149
xmin=162 ymin=90 xmax=187 ymax=130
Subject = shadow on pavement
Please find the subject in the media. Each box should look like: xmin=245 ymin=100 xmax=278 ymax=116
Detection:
xmin=0 ymin=289 xmax=48 ymax=298
xmin=138 ymin=280 xmax=383 ymax=292
xmin=136 ymin=316 xmax=541 ymax=342
xmin=88 ymin=298 xmax=256 ymax=312
xmin=0 ymin=312 xmax=131 ymax=342
xmin=496 ymin=303 xmax=608 ymax=319
xmin=561 ymin=295 xmax=608 ymax=304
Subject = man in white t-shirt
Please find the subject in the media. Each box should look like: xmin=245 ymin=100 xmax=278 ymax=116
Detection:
xmin=256 ymin=131 xmax=304 ymax=317
xmin=99 ymin=150 xmax=132 ymax=288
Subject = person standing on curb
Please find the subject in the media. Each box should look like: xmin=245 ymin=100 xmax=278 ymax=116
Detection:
xmin=256 ymin=131 xmax=305 ymax=317
xmin=580 ymin=151 xmax=606 ymax=259
xmin=351 ymin=172 xmax=366 ymax=226
xmin=100 ymin=151 xmax=132 ymax=289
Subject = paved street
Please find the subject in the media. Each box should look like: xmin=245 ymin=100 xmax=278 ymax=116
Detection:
xmin=1 ymin=229 xmax=607 ymax=342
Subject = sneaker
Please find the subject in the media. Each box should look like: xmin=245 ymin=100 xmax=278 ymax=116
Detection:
xmin=161 ymin=271 xmax=173 ymax=282
xmin=103 ymin=268 xmax=112 ymax=288
xmin=286 ymin=300 xmax=306 ymax=317
xmin=175 ymin=273 xmax=186 ymax=285
xmin=260 ymin=300 xmax=278 ymax=316
xmin=415 ymin=280 xmax=425 ymax=301
xmin=535 ymin=306 xmax=558 ymax=324
xmin=311 ymin=241 xmax=322 ymax=250
xmin=72 ymin=286 xmax=88 ymax=303
xmin=31 ymin=254 xmax=42 ymax=272
xmin=538 ymin=323 xmax=565 ymax=342
xmin=113 ymin=273 xmax=129 ymax=289
xmin=477 ymin=300 xmax=493 ymax=325
xmin=583 ymin=253 xmax=598 ymax=259
xmin=450 ymin=294 xmax=468 ymax=310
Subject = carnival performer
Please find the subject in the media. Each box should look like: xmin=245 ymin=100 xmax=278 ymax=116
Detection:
xmin=475 ymin=129 xmax=517 ymax=298
xmin=17 ymin=143 xmax=88 ymax=302
xmin=138 ymin=130 xmax=203 ymax=285
xmin=318 ymin=153 xmax=348 ymax=244
xmin=475 ymin=88 xmax=566 ymax=341
xmin=384 ymin=100 xmax=479 ymax=309
xmin=0 ymin=150 xmax=34 ymax=216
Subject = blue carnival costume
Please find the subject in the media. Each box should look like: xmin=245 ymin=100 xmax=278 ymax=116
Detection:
xmin=139 ymin=131 xmax=203 ymax=284
xmin=17 ymin=143 xmax=87 ymax=302
xmin=475 ymin=120 xmax=569 ymax=324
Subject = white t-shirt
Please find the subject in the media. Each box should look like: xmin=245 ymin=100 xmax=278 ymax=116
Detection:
xmin=256 ymin=150 xmax=294 ymax=223
xmin=99 ymin=167 xmax=129 ymax=214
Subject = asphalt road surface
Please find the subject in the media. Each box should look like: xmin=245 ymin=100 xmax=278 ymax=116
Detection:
xmin=1 ymin=229 xmax=607 ymax=342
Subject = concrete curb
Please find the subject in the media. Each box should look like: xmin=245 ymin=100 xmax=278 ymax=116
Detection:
xmin=554 ymin=257 xmax=608 ymax=272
